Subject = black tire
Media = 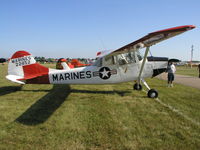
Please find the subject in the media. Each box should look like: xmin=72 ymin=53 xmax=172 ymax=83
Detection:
xmin=148 ymin=89 xmax=158 ymax=98
xmin=133 ymin=83 xmax=142 ymax=90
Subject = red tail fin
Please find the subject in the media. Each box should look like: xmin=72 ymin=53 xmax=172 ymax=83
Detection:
xmin=7 ymin=51 xmax=50 ymax=84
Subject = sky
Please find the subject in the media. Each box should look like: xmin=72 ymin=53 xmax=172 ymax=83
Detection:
xmin=0 ymin=0 xmax=200 ymax=61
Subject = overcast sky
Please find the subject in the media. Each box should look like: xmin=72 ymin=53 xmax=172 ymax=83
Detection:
xmin=0 ymin=0 xmax=199 ymax=60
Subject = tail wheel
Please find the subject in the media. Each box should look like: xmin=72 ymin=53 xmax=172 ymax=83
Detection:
xmin=133 ymin=83 xmax=142 ymax=90
xmin=148 ymin=89 xmax=158 ymax=98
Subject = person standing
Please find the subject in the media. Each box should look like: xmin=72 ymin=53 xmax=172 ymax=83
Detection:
xmin=198 ymin=64 xmax=200 ymax=78
xmin=167 ymin=62 xmax=176 ymax=87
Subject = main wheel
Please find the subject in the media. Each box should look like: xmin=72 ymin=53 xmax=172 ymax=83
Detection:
xmin=148 ymin=89 xmax=158 ymax=98
xmin=133 ymin=83 xmax=142 ymax=90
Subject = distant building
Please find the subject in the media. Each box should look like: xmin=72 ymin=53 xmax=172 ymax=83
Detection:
xmin=186 ymin=61 xmax=200 ymax=67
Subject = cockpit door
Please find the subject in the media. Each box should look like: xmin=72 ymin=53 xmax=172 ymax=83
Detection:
xmin=116 ymin=51 xmax=141 ymax=82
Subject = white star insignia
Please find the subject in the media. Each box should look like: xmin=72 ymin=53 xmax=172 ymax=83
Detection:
xmin=100 ymin=68 xmax=109 ymax=78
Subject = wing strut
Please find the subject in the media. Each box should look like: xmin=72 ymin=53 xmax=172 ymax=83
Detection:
xmin=137 ymin=46 xmax=150 ymax=83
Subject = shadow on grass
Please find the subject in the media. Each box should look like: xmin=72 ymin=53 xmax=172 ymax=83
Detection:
xmin=70 ymin=89 xmax=131 ymax=96
xmin=16 ymin=85 xmax=71 ymax=126
xmin=16 ymin=85 xmax=131 ymax=126
xmin=21 ymin=89 xmax=51 ymax=92
xmin=0 ymin=86 xmax=22 ymax=96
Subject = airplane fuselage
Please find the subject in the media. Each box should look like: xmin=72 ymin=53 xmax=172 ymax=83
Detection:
xmin=30 ymin=59 xmax=168 ymax=85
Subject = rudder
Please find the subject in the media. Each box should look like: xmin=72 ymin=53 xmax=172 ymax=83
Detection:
xmin=6 ymin=51 xmax=49 ymax=84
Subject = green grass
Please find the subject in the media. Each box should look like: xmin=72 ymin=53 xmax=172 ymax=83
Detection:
xmin=0 ymin=64 xmax=200 ymax=150
xmin=176 ymin=66 xmax=199 ymax=77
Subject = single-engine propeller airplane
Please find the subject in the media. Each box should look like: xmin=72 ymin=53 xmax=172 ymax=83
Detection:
xmin=6 ymin=25 xmax=195 ymax=98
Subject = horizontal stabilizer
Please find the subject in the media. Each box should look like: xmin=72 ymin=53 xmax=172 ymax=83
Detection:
xmin=6 ymin=75 xmax=25 ymax=84
xmin=168 ymin=59 xmax=180 ymax=62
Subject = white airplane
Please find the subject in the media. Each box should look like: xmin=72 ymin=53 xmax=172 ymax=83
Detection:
xmin=6 ymin=25 xmax=195 ymax=98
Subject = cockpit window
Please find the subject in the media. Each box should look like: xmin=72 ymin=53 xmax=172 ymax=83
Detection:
xmin=116 ymin=50 xmax=143 ymax=65
xmin=136 ymin=50 xmax=143 ymax=61
xmin=117 ymin=54 xmax=128 ymax=65
xmin=92 ymin=50 xmax=143 ymax=67
xmin=104 ymin=56 xmax=115 ymax=65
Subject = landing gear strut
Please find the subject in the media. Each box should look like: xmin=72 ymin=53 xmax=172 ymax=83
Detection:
xmin=133 ymin=79 xmax=158 ymax=98
xmin=134 ymin=46 xmax=158 ymax=98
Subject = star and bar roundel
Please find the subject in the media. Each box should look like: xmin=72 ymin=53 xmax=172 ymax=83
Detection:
xmin=93 ymin=67 xmax=117 ymax=80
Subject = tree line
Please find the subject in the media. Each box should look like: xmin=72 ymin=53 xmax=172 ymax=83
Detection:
xmin=0 ymin=57 xmax=95 ymax=64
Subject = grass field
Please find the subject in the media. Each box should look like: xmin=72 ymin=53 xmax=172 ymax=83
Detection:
xmin=176 ymin=66 xmax=199 ymax=77
xmin=0 ymin=64 xmax=200 ymax=150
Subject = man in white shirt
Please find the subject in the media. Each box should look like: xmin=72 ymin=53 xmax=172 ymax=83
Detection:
xmin=167 ymin=62 xmax=176 ymax=87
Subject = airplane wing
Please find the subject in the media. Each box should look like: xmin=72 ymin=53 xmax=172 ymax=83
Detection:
xmin=104 ymin=25 xmax=195 ymax=57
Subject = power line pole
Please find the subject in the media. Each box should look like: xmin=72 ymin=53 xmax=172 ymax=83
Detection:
xmin=190 ymin=45 xmax=194 ymax=68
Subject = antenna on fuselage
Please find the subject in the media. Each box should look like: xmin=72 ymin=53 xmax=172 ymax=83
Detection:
xmin=98 ymin=36 xmax=107 ymax=51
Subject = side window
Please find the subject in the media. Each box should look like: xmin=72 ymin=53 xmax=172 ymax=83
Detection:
xmin=116 ymin=52 xmax=136 ymax=65
xmin=117 ymin=54 xmax=128 ymax=65
xmin=119 ymin=58 xmax=127 ymax=65
xmin=135 ymin=51 xmax=143 ymax=61
xmin=126 ymin=52 xmax=136 ymax=63
xmin=104 ymin=56 xmax=115 ymax=65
